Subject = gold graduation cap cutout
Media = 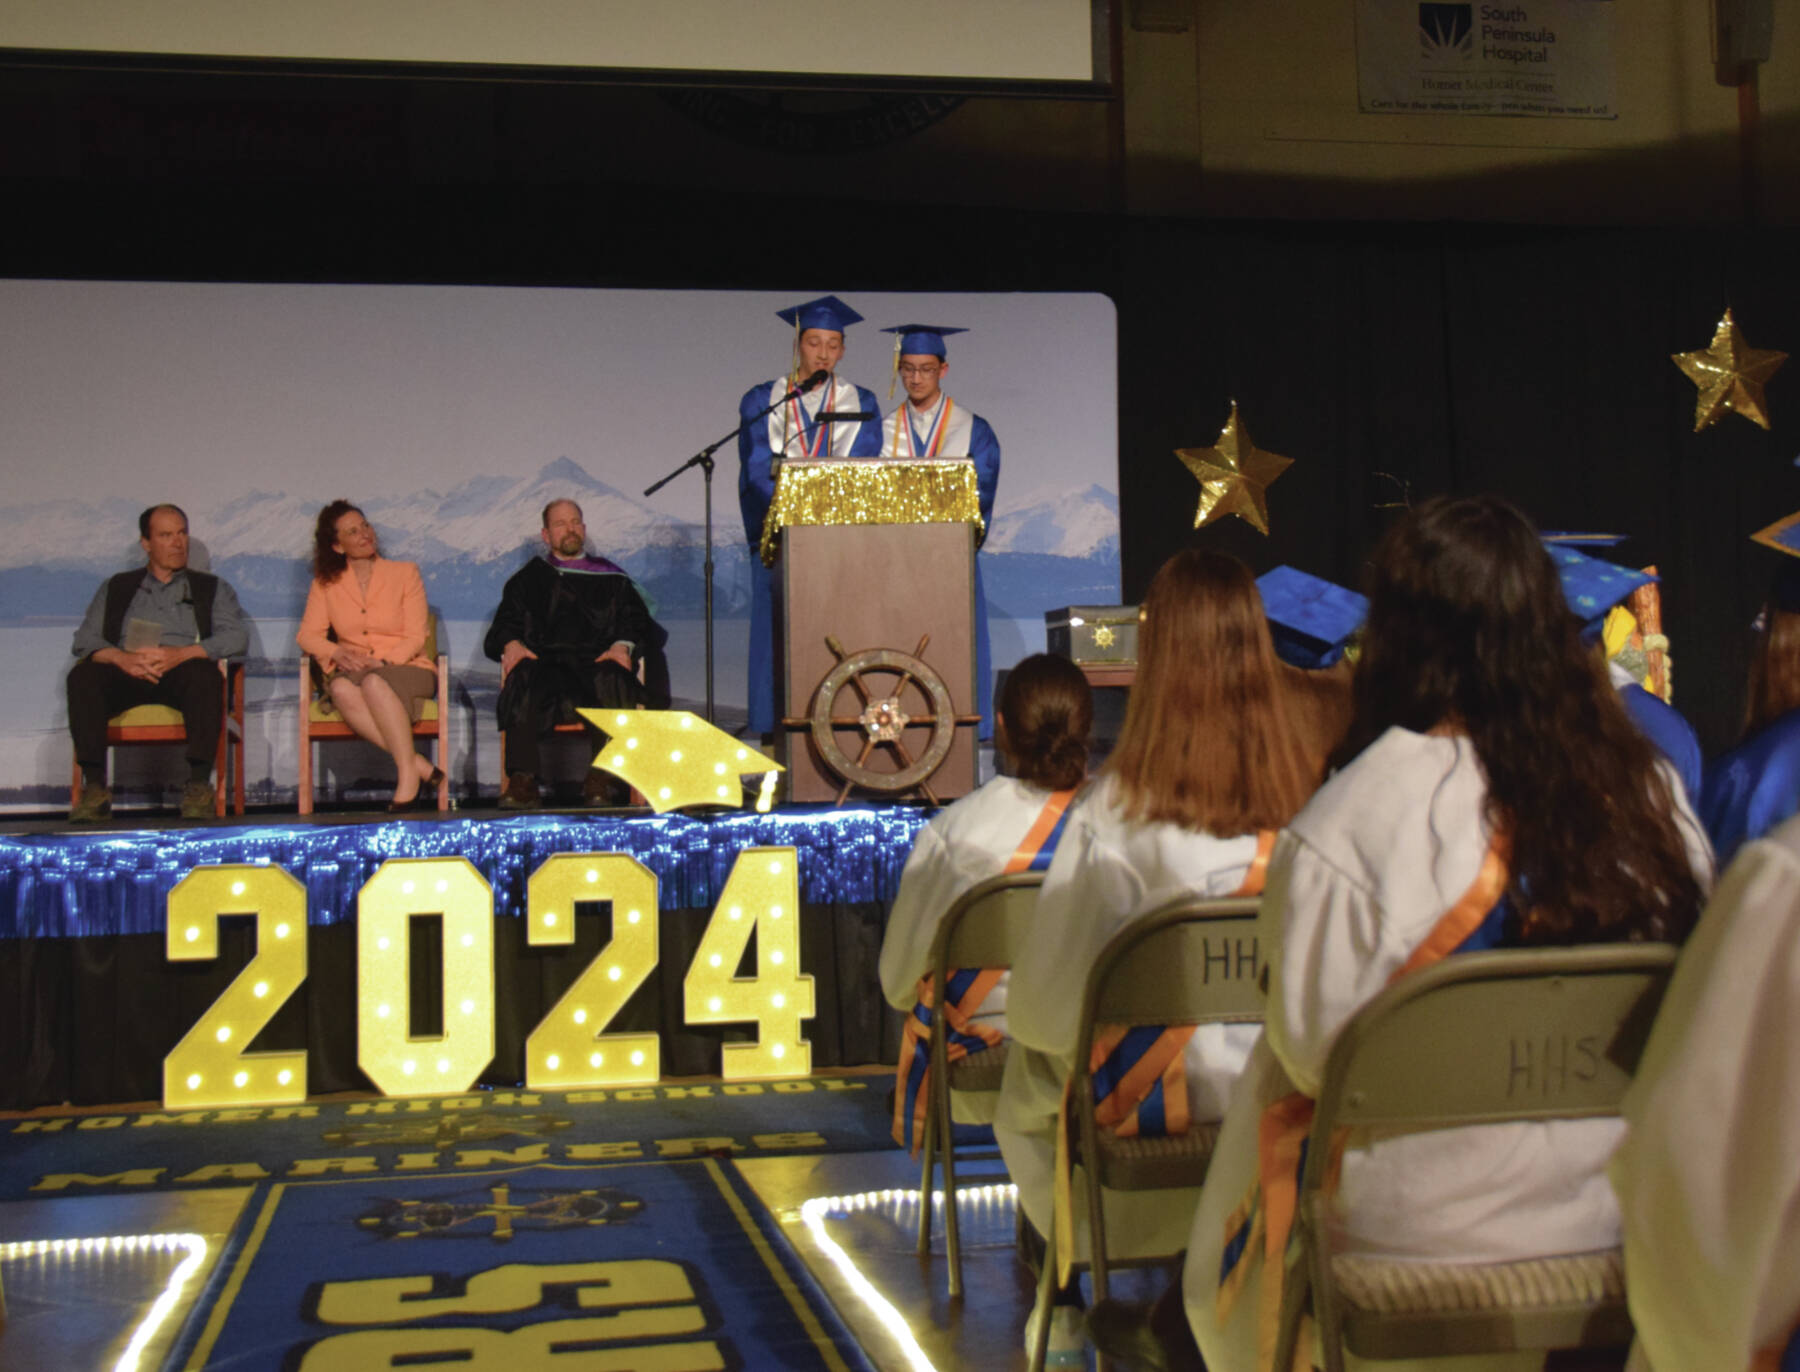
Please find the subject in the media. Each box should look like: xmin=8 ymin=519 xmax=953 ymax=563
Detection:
xmin=581 ymin=709 xmax=784 ymax=813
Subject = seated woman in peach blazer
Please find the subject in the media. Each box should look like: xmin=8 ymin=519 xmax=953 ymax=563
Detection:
xmin=297 ymin=500 xmax=441 ymax=810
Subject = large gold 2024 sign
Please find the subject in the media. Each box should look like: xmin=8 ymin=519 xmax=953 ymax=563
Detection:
xmin=162 ymin=846 xmax=811 ymax=1110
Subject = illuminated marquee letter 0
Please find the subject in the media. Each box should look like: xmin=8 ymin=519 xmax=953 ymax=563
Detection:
xmin=524 ymin=854 xmax=661 ymax=1089
xmin=357 ymin=857 xmax=495 ymax=1097
xmin=683 ymin=846 xmax=813 ymax=1078
xmin=163 ymin=864 xmax=309 ymax=1109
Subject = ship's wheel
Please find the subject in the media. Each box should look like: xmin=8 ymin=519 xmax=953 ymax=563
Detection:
xmin=802 ymin=634 xmax=965 ymax=805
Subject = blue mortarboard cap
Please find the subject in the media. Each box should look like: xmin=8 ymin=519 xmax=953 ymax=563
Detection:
xmin=1256 ymin=565 xmax=1368 ymax=669
xmin=880 ymin=324 xmax=967 ymax=358
xmin=1541 ymin=542 xmax=1656 ymax=640
xmin=774 ymin=294 xmax=863 ymax=334
xmin=1749 ymin=512 xmax=1800 ymax=612
xmin=1751 ymin=510 xmax=1800 ymax=561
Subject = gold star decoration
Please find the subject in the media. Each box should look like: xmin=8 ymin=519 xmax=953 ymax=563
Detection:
xmin=1672 ymin=309 xmax=1787 ymax=431
xmin=580 ymin=709 xmax=784 ymax=813
xmin=1092 ymin=625 xmax=1116 ymax=648
xmin=1176 ymin=402 xmax=1294 ymax=535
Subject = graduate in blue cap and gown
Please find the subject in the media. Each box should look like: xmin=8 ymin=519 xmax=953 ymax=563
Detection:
xmin=878 ymin=324 xmax=1002 ymax=736
xmin=1544 ymin=538 xmax=1704 ymax=805
xmin=736 ymin=295 xmax=883 ymax=735
xmin=1702 ymin=551 xmax=1800 ymax=867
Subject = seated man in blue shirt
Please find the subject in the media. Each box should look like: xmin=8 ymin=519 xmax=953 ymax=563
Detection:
xmin=67 ymin=503 xmax=249 ymax=822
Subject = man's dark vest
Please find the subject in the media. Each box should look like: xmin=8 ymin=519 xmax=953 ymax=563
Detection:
xmin=101 ymin=569 xmax=218 ymax=646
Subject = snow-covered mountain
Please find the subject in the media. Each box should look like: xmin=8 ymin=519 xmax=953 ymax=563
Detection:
xmin=985 ymin=484 xmax=1119 ymax=561
xmin=0 ymin=458 xmax=703 ymax=570
xmin=0 ymin=460 xmax=1121 ymax=620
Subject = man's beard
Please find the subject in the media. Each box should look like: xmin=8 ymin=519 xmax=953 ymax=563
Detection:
xmin=556 ymin=535 xmax=584 ymax=556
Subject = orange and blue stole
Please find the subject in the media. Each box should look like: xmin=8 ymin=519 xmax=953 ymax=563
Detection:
xmin=891 ymin=788 xmax=1078 ymax=1153
xmin=1051 ymin=830 xmax=1277 ymax=1287
xmin=1215 ymin=833 xmax=1513 ymax=1372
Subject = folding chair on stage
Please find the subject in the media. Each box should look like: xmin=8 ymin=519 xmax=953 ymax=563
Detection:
xmin=913 ymin=869 xmax=1044 ymax=1299
xmin=70 ymin=658 xmax=245 ymax=817
xmin=1271 ymin=943 xmax=1678 ymax=1372
xmin=1029 ymin=895 xmax=1264 ymax=1372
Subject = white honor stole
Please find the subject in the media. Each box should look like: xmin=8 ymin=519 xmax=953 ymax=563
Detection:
xmin=766 ymin=376 xmax=866 ymax=459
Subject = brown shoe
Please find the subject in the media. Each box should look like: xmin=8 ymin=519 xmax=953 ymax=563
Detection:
xmin=582 ymin=769 xmax=631 ymax=808
xmin=180 ymin=781 xmax=217 ymax=819
xmin=70 ymin=784 xmax=112 ymax=824
xmin=499 ymin=771 xmax=541 ymax=810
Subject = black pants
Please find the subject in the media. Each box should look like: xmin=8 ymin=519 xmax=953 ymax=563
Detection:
xmin=499 ymin=657 xmax=646 ymax=776
xmin=67 ymin=657 xmax=223 ymax=775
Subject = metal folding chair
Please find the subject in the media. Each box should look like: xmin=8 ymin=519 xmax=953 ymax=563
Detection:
xmin=1272 ymin=943 xmax=1678 ymax=1371
xmin=914 ymin=869 xmax=1045 ymax=1298
xmin=1029 ymin=894 xmax=1264 ymax=1372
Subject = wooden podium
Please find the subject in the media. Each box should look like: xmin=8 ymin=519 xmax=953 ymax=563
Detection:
xmin=763 ymin=459 xmax=982 ymax=804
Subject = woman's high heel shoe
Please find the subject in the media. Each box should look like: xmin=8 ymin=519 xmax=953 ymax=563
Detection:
xmin=389 ymin=766 xmax=447 ymax=813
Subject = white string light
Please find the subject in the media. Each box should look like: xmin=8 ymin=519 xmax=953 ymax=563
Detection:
xmin=794 ymin=1183 xmax=1019 ymax=1372
xmin=0 ymin=1231 xmax=209 ymax=1372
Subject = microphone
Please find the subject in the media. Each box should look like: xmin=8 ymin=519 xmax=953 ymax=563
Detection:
xmin=798 ymin=369 xmax=829 ymax=393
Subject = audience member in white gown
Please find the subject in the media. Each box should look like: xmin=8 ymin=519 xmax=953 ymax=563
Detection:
xmin=1610 ymin=811 xmax=1800 ymax=1372
xmin=879 ymin=652 xmax=1093 ymax=1149
xmin=1160 ymin=494 xmax=1710 ymax=1372
xmin=999 ymin=549 xmax=1327 ymax=1361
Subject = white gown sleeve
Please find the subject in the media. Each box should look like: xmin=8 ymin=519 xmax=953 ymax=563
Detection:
xmin=1262 ymin=829 xmax=1413 ymax=1098
xmin=877 ymin=821 xmax=958 ymax=1011
xmin=1612 ymin=831 xmax=1800 ymax=1371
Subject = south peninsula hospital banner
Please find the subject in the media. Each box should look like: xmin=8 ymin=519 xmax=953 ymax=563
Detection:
xmin=1356 ymin=0 xmax=1617 ymax=119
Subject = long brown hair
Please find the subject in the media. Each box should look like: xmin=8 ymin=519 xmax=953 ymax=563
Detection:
xmin=1106 ymin=549 xmax=1316 ymax=834
xmin=1743 ymin=565 xmax=1800 ymax=736
xmin=1280 ymin=659 xmax=1355 ymax=773
xmin=1337 ymin=494 xmax=1701 ymax=945
xmin=311 ymin=499 xmax=362 ymax=583
xmin=997 ymin=653 xmax=1093 ymax=791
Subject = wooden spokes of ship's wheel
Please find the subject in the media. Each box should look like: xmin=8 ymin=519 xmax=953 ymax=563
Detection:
xmin=800 ymin=634 xmax=971 ymax=806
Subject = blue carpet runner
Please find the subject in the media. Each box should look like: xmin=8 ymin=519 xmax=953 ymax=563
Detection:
xmin=172 ymin=1158 xmax=875 ymax=1370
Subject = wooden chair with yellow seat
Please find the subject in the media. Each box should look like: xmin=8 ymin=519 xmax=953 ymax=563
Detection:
xmin=1028 ymin=894 xmax=1264 ymax=1372
xmin=913 ymin=869 xmax=1046 ymax=1299
xmin=496 ymin=654 xmax=649 ymax=807
xmin=297 ymin=616 xmax=449 ymax=814
xmin=68 ymin=658 xmax=245 ymax=817
xmin=1270 ymin=943 xmax=1679 ymax=1372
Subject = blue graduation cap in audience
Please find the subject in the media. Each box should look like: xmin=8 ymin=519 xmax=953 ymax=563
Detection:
xmin=1257 ymin=565 xmax=1367 ymax=669
xmin=880 ymin=324 xmax=967 ymax=358
xmin=1750 ymin=510 xmax=1800 ymax=612
xmin=1540 ymin=537 xmax=1657 ymax=640
xmin=775 ymin=295 xmax=864 ymax=334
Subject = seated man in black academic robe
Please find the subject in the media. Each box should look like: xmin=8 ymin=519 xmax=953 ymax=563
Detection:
xmin=484 ymin=498 xmax=668 ymax=808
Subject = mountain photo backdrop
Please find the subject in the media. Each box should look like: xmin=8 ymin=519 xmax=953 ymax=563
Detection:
xmin=0 ymin=281 xmax=1119 ymax=808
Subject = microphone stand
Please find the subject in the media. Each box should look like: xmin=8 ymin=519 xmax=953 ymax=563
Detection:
xmin=645 ymin=376 xmax=817 ymax=725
